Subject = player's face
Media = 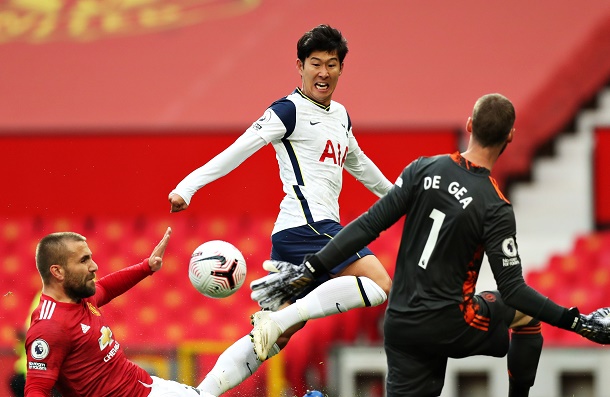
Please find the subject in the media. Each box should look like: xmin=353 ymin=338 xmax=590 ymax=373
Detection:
xmin=62 ymin=240 xmax=98 ymax=302
xmin=297 ymin=50 xmax=343 ymax=106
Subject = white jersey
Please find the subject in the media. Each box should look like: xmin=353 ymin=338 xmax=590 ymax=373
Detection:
xmin=172 ymin=88 xmax=392 ymax=235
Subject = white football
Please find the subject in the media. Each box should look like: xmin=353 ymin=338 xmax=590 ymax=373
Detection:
xmin=188 ymin=240 xmax=247 ymax=298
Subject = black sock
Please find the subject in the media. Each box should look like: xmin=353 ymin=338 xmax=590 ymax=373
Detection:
xmin=507 ymin=320 xmax=543 ymax=397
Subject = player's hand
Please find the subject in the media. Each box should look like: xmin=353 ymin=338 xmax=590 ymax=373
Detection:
xmin=250 ymin=260 xmax=315 ymax=311
xmin=575 ymin=307 xmax=610 ymax=345
xmin=169 ymin=193 xmax=188 ymax=213
xmin=148 ymin=227 xmax=171 ymax=272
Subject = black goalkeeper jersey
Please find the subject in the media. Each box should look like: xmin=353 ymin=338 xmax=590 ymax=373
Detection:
xmin=316 ymin=152 xmax=568 ymax=343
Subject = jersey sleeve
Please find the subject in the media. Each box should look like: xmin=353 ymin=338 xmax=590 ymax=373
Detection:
xmin=24 ymin=376 xmax=56 ymax=397
xmin=94 ymin=259 xmax=154 ymax=307
xmin=25 ymin=320 xmax=68 ymax=387
xmin=171 ymin=97 xmax=296 ymax=205
xmin=315 ymin=162 xmax=414 ymax=271
xmin=484 ymin=203 xmax=568 ymax=325
xmin=171 ymin=129 xmax=267 ymax=205
xmin=483 ymin=203 xmax=522 ymax=288
xmin=343 ymin=132 xmax=393 ymax=197
xmin=252 ymin=99 xmax=296 ymax=143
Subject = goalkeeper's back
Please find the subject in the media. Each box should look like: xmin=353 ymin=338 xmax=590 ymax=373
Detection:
xmin=388 ymin=152 xmax=515 ymax=315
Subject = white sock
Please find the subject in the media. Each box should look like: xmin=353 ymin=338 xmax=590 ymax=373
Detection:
xmin=269 ymin=276 xmax=387 ymax=332
xmin=196 ymin=334 xmax=277 ymax=395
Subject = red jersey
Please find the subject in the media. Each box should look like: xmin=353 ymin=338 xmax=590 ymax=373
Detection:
xmin=25 ymin=261 xmax=154 ymax=397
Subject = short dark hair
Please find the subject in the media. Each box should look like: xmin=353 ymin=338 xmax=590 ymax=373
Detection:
xmin=297 ymin=24 xmax=349 ymax=64
xmin=471 ymin=93 xmax=515 ymax=147
xmin=36 ymin=232 xmax=86 ymax=284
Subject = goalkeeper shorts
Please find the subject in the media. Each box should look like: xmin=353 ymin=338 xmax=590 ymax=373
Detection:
xmin=384 ymin=291 xmax=517 ymax=397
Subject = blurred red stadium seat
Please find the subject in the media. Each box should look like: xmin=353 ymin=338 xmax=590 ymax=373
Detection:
xmin=526 ymin=230 xmax=610 ymax=346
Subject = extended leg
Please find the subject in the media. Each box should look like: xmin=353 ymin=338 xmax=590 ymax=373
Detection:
xmin=252 ymin=275 xmax=387 ymax=360
xmin=197 ymin=334 xmax=280 ymax=396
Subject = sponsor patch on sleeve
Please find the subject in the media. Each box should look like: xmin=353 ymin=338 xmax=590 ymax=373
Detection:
xmin=28 ymin=361 xmax=48 ymax=371
xmin=502 ymin=257 xmax=520 ymax=267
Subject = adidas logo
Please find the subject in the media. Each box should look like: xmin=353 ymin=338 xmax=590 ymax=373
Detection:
xmin=81 ymin=324 xmax=91 ymax=334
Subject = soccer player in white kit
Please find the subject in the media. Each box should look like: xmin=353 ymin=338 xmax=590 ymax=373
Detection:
xmin=169 ymin=25 xmax=393 ymax=396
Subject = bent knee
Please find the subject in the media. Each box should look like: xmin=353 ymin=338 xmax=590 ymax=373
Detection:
xmin=359 ymin=276 xmax=388 ymax=307
xmin=510 ymin=311 xmax=535 ymax=329
xmin=340 ymin=255 xmax=392 ymax=296
xmin=377 ymin=276 xmax=392 ymax=297
xmin=276 ymin=321 xmax=305 ymax=349
xmin=363 ymin=271 xmax=391 ymax=297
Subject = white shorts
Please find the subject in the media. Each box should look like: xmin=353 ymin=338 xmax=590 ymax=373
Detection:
xmin=146 ymin=376 xmax=214 ymax=397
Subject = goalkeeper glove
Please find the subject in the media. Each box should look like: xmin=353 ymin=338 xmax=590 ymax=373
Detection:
xmin=250 ymin=255 xmax=326 ymax=311
xmin=558 ymin=306 xmax=610 ymax=345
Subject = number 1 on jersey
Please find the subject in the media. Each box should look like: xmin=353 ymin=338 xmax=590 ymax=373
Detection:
xmin=418 ymin=209 xmax=446 ymax=269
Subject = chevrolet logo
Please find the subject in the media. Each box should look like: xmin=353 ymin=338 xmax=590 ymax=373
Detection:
xmin=98 ymin=326 xmax=114 ymax=350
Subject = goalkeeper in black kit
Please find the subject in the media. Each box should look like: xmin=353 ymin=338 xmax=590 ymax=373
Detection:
xmin=250 ymin=93 xmax=610 ymax=397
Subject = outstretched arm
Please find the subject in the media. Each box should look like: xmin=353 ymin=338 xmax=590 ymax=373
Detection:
xmin=169 ymin=130 xmax=266 ymax=212
xmin=344 ymin=145 xmax=393 ymax=198
xmin=148 ymin=226 xmax=171 ymax=272
xmin=95 ymin=227 xmax=171 ymax=306
xmin=486 ymin=220 xmax=610 ymax=345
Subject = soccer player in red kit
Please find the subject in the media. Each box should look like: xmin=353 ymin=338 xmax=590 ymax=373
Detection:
xmin=25 ymin=228 xmax=216 ymax=397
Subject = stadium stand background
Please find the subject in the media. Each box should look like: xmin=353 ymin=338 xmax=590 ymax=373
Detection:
xmin=2 ymin=1 xmax=610 ymax=396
